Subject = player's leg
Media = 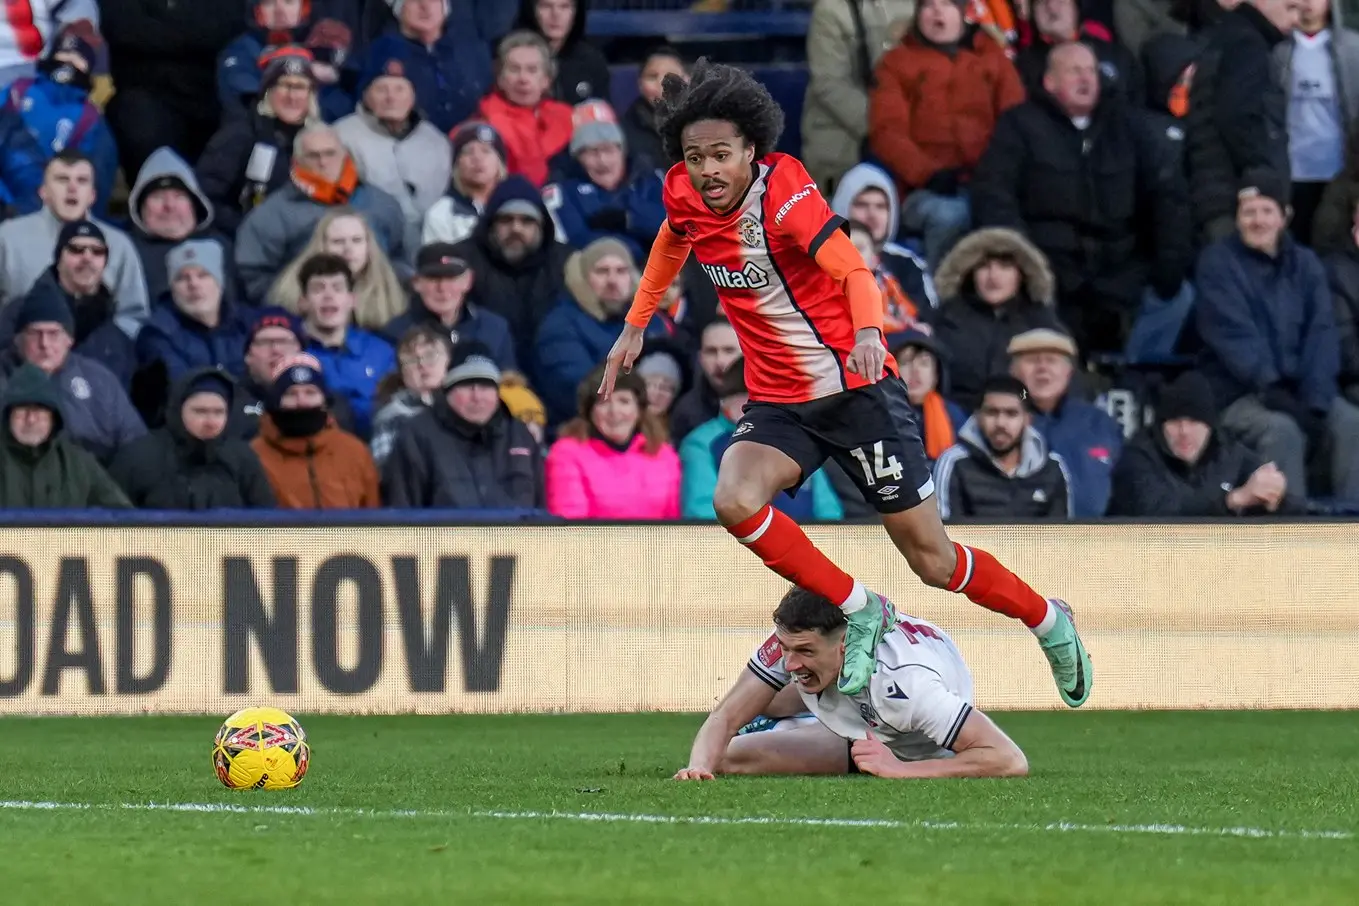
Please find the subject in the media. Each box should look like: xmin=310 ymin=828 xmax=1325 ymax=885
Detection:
xmin=718 ymin=722 xmax=851 ymax=776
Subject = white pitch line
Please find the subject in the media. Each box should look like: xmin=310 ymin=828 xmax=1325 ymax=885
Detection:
xmin=0 ymin=799 xmax=1352 ymax=842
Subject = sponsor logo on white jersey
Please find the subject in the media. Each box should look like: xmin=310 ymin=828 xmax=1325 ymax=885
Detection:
xmin=701 ymin=261 xmax=770 ymax=290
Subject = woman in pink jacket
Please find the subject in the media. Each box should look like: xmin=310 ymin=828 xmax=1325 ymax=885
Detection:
xmin=545 ymin=366 xmax=680 ymax=519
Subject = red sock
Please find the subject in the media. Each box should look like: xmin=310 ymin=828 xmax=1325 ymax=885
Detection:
xmin=726 ymin=505 xmax=856 ymax=606
xmin=947 ymin=543 xmax=1048 ymax=628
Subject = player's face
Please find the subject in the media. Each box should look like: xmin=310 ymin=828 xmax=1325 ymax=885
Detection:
xmin=848 ymin=188 xmax=891 ymax=243
xmin=1163 ymin=417 xmax=1212 ymax=464
xmin=978 ymin=392 xmax=1028 ymax=457
xmin=774 ymin=627 xmax=844 ymax=695
xmin=680 ymin=120 xmax=755 ymax=213
xmin=699 ymin=322 xmax=741 ymax=386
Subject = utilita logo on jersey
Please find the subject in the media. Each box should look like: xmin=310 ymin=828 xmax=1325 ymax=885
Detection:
xmin=774 ymin=183 xmax=817 ymax=225
xmin=701 ymin=261 xmax=770 ymax=290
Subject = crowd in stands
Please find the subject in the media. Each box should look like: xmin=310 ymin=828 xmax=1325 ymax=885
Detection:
xmin=0 ymin=0 xmax=1354 ymax=521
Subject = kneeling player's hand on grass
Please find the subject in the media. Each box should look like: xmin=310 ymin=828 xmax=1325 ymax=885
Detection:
xmin=850 ymin=732 xmax=899 ymax=777
xmin=846 ymin=328 xmax=886 ymax=384
xmin=673 ymin=767 xmax=716 ymax=781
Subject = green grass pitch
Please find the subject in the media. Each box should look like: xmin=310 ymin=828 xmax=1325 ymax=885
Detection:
xmin=1 ymin=711 xmax=1357 ymax=904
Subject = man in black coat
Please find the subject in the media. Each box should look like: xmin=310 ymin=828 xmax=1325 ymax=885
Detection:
xmin=973 ymin=41 xmax=1192 ymax=356
xmin=382 ymin=345 xmax=544 ymax=509
xmin=108 ymin=368 xmax=276 ymax=510
xmin=1108 ymin=370 xmax=1302 ymax=516
xmin=1184 ymin=0 xmax=1297 ymax=244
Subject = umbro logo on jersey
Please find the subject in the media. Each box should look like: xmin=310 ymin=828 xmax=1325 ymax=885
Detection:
xmin=701 ymin=261 xmax=770 ymax=290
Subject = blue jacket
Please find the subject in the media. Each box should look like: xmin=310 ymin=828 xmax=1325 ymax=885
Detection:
xmin=533 ymin=293 xmax=670 ymax=426
xmin=0 ymin=106 xmax=45 ymax=217
xmin=3 ymin=77 xmax=118 ymax=218
xmin=681 ymin=415 xmax=843 ymax=521
xmin=1195 ymin=234 xmax=1340 ymax=411
xmin=306 ymin=328 xmax=396 ymax=439
xmin=1031 ymin=397 xmax=1124 ymax=518
xmin=135 ymin=296 xmax=260 ymax=384
xmin=543 ymin=159 xmax=667 ymax=258
xmin=217 ymin=31 xmax=355 ymax=123
xmin=382 ymin=296 xmax=517 ymax=372
xmin=362 ymin=30 xmax=492 ymax=135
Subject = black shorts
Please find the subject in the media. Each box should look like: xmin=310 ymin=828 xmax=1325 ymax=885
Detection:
xmin=734 ymin=378 xmax=935 ymax=515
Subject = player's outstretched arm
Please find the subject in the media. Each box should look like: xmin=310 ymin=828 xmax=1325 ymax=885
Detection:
xmin=599 ymin=222 xmax=692 ymax=399
xmin=675 ymin=669 xmax=777 ymax=781
xmin=850 ymin=709 xmax=1029 ymax=779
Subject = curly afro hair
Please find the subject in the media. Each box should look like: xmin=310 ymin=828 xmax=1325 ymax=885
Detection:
xmin=654 ymin=58 xmax=785 ymax=165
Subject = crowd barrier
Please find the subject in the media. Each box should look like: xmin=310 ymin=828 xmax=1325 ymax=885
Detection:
xmin=0 ymin=516 xmax=1356 ymax=716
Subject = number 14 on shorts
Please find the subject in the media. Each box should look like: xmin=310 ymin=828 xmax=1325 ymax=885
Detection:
xmin=850 ymin=441 xmax=904 ymax=493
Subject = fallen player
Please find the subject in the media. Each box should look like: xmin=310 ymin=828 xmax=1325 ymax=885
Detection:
xmin=675 ymin=586 xmax=1029 ymax=780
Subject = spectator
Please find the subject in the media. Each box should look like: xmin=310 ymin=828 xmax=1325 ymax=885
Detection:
xmin=544 ymin=364 xmax=680 ymax=519
xmin=829 ymin=162 xmax=937 ymax=313
xmin=197 ymin=45 xmax=321 ymax=235
xmin=0 ymin=1 xmax=96 ymax=88
xmin=250 ymin=352 xmax=380 ymax=508
xmin=927 ymin=227 xmax=1063 ymax=411
xmin=680 ymin=358 xmax=843 ymax=521
xmin=108 ymin=368 xmax=276 ymax=509
xmin=100 ymin=0 xmax=241 ymax=176
xmin=1196 ymin=172 xmax=1359 ymax=502
xmin=933 ymin=374 xmax=1072 ymax=520
xmin=296 ymin=252 xmax=396 ymax=438
xmin=533 ymin=237 xmax=673 ymax=426
xmin=1108 ymin=368 xmax=1303 ymax=515
xmin=0 ymin=104 xmax=44 ymax=218
xmin=362 ymin=0 xmax=493 ymax=134
xmin=135 ymin=240 xmax=257 ymax=385
xmin=1008 ymin=328 xmax=1123 ymax=517
xmin=235 ymin=305 xmax=357 ymax=438
xmin=1116 ymin=0 xmax=1189 ymax=58
xmin=382 ymin=242 xmax=517 ymax=369
xmin=269 ymin=209 xmax=407 ymax=329
xmin=128 ymin=148 xmax=233 ymax=303
xmin=360 ymin=0 xmax=518 ymax=49
xmin=334 ymin=52 xmax=452 ymax=236
xmin=669 ymin=318 xmax=740 ymax=443
xmin=452 ymin=175 xmax=570 ymax=365
xmin=802 ymin=0 xmax=914 ymax=193
xmin=973 ymin=42 xmax=1193 ymax=357
xmin=383 ymin=342 xmax=544 ymax=508
xmin=1312 ymin=123 xmax=1359 ymax=254
xmin=868 ymin=0 xmax=1025 ymax=267
xmin=498 ymin=369 xmax=548 ymax=444
xmin=621 ymin=46 xmax=687 ymax=169
xmin=422 ymin=121 xmax=508 ymax=246
xmin=1276 ymin=0 xmax=1359 ymax=245
xmin=892 ymin=327 xmax=967 ymax=466
xmin=476 ymin=30 xmax=574 ymax=188
xmin=0 ymin=152 xmax=148 ymax=336
xmin=635 ymin=345 xmax=686 ymax=426
xmin=1015 ymin=0 xmax=1143 ymax=103
xmin=544 ymin=101 xmax=666 ymax=258
xmin=848 ymin=220 xmax=922 ymax=343
xmin=1 ymin=280 xmax=145 ymax=463
xmin=515 ymin=0 xmax=610 ymax=106
xmin=1141 ymin=32 xmax=1197 ymax=149
xmin=218 ymin=2 xmax=354 ymax=123
xmin=369 ymin=323 xmax=452 ymax=467
xmin=0 ymin=362 xmax=130 ymax=508
xmin=1326 ymin=200 xmax=1359 ymax=406
xmin=235 ymin=124 xmax=407 ymax=305
xmin=1186 ymin=0 xmax=1298 ymax=244
xmin=8 ymin=22 xmax=118 ymax=218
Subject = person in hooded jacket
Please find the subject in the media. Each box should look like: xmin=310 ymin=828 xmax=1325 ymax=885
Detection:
xmin=250 ymin=351 xmax=380 ymax=508
xmin=128 ymin=147 xmax=235 ymax=304
xmin=621 ymin=47 xmax=687 ymax=171
xmin=108 ymin=368 xmax=275 ymax=509
xmin=0 ymin=362 xmax=130 ymax=508
xmin=829 ymin=162 xmax=936 ymax=311
xmin=514 ymin=0 xmax=610 ymax=106
xmin=926 ymin=227 xmax=1065 ymax=411
xmin=217 ymin=1 xmax=355 ymax=124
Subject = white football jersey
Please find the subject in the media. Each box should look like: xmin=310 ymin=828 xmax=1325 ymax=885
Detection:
xmin=746 ymin=613 xmax=975 ymax=761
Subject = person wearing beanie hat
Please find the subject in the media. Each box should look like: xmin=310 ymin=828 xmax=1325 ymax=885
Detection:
xmin=1107 ymin=370 xmax=1304 ymax=516
xmin=635 ymin=350 xmax=682 ymax=417
xmin=476 ymin=30 xmax=573 ymax=188
xmin=544 ymin=99 xmax=666 ymax=257
xmin=218 ymin=1 xmax=353 ymax=123
xmin=422 ymin=121 xmax=509 ymax=246
xmin=23 ymin=219 xmax=120 ymax=359
xmin=107 ymin=366 xmax=277 ymax=510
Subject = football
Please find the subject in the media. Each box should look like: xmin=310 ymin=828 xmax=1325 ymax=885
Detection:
xmin=212 ymin=707 xmax=311 ymax=790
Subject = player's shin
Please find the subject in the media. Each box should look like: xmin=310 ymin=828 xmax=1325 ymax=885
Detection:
xmin=946 ymin=543 xmax=1051 ymax=629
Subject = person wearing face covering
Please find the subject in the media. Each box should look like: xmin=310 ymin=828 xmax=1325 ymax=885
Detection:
xmin=249 ymin=351 xmax=380 ymax=508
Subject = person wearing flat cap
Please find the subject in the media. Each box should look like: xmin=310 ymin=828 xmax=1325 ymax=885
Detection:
xmin=382 ymin=339 xmax=544 ymax=509
xmin=108 ymin=367 xmax=275 ymax=510
xmin=1195 ymin=168 xmax=1359 ymax=504
xmin=1108 ymin=370 xmax=1305 ymax=516
xmin=1008 ymin=327 xmax=1123 ymax=516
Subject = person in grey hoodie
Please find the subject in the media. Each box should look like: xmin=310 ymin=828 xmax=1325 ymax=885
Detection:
xmin=127 ymin=146 xmax=235 ymax=303
xmin=829 ymin=161 xmax=937 ymax=306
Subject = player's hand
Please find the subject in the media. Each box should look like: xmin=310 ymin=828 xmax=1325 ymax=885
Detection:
xmin=846 ymin=328 xmax=886 ymax=384
xmin=599 ymin=323 xmax=646 ymax=399
xmin=673 ymin=767 xmax=716 ymax=781
xmin=850 ymin=731 xmax=900 ymax=778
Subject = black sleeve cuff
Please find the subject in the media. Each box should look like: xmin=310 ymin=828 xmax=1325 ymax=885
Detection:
xmin=746 ymin=662 xmax=787 ymax=691
xmin=808 ymin=215 xmax=847 ymax=258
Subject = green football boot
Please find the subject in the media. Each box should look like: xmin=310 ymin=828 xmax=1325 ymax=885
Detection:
xmin=1038 ymin=598 xmax=1093 ymax=707
xmin=837 ymin=590 xmax=894 ymax=695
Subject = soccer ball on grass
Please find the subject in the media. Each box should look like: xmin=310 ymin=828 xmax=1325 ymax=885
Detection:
xmin=212 ymin=707 xmax=311 ymax=790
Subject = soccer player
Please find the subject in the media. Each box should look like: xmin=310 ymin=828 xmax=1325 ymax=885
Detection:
xmin=600 ymin=59 xmax=1091 ymax=705
xmin=674 ymin=586 xmax=1029 ymax=780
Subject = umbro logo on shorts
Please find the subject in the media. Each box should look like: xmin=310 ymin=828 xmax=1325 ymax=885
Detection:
xmin=732 ymin=422 xmax=754 ymax=437
xmin=877 ymin=485 xmax=900 ymax=500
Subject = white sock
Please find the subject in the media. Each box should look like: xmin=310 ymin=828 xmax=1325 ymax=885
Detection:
xmin=1030 ymin=599 xmax=1058 ymax=637
xmin=839 ymin=580 xmax=868 ymax=613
